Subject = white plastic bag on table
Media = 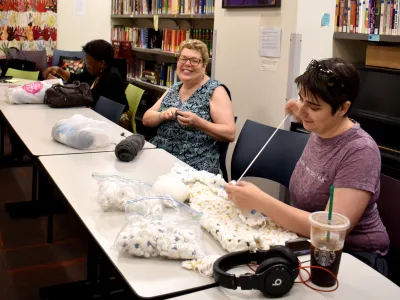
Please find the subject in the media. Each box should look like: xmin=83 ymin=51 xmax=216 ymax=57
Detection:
xmin=115 ymin=197 xmax=205 ymax=260
xmin=92 ymin=173 xmax=154 ymax=212
xmin=52 ymin=114 xmax=112 ymax=150
xmin=5 ymin=79 xmax=62 ymax=104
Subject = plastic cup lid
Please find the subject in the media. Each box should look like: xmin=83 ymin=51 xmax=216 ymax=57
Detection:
xmin=308 ymin=211 xmax=350 ymax=231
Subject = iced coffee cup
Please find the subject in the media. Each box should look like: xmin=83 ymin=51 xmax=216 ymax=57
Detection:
xmin=308 ymin=211 xmax=350 ymax=287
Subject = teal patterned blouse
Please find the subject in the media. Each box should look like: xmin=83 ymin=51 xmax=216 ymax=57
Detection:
xmin=150 ymin=79 xmax=222 ymax=174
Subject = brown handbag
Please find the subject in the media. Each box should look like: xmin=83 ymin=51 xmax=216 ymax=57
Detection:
xmin=44 ymin=81 xmax=94 ymax=108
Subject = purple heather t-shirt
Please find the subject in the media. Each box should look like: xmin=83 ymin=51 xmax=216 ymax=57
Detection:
xmin=289 ymin=122 xmax=390 ymax=255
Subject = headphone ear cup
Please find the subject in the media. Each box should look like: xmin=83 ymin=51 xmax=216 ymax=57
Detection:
xmin=256 ymin=257 xmax=276 ymax=275
xmin=256 ymin=257 xmax=293 ymax=274
xmin=266 ymin=245 xmax=299 ymax=278
xmin=255 ymin=257 xmax=295 ymax=298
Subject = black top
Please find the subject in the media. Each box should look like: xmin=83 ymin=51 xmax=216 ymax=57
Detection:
xmin=68 ymin=66 xmax=128 ymax=108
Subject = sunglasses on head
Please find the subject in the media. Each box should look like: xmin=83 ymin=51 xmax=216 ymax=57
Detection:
xmin=306 ymin=59 xmax=345 ymax=89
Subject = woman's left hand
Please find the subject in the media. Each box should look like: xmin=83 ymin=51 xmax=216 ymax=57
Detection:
xmin=224 ymin=181 xmax=265 ymax=211
xmin=176 ymin=111 xmax=200 ymax=128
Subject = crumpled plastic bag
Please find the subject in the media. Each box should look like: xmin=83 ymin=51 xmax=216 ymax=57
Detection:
xmin=51 ymin=114 xmax=112 ymax=150
xmin=5 ymin=79 xmax=63 ymax=104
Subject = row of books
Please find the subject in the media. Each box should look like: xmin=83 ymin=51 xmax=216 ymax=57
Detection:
xmin=112 ymin=26 xmax=213 ymax=55
xmin=112 ymin=0 xmax=214 ymax=15
xmin=129 ymin=60 xmax=178 ymax=88
xmin=335 ymin=0 xmax=400 ymax=35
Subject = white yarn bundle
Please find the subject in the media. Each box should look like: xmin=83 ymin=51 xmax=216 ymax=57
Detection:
xmin=189 ymin=181 xmax=297 ymax=253
xmin=152 ymin=175 xmax=189 ymax=207
xmin=97 ymin=180 xmax=138 ymax=211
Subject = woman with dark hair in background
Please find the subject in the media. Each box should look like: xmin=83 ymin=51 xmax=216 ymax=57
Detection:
xmin=42 ymin=39 xmax=127 ymax=107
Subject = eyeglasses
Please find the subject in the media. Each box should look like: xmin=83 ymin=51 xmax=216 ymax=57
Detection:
xmin=306 ymin=59 xmax=345 ymax=89
xmin=178 ymin=56 xmax=202 ymax=66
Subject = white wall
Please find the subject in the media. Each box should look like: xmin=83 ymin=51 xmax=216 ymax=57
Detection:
xmin=295 ymin=0 xmax=336 ymax=73
xmin=57 ymin=0 xmax=112 ymax=50
xmin=214 ymin=0 xmax=299 ymax=197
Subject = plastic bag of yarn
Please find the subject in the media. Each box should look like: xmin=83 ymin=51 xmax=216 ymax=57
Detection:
xmin=51 ymin=114 xmax=112 ymax=150
xmin=92 ymin=173 xmax=155 ymax=212
xmin=115 ymin=196 xmax=205 ymax=260
xmin=5 ymin=79 xmax=63 ymax=104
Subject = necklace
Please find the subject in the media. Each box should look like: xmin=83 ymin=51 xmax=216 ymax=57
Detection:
xmin=91 ymin=76 xmax=100 ymax=89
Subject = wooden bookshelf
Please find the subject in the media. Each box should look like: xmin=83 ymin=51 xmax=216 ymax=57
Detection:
xmin=132 ymin=47 xmax=179 ymax=57
xmin=111 ymin=14 xmax=214 ymax=19
xmin=128 ymin=77 xmax=169 ymax=92
xmin=334 ymin=32 xmax=400 ymax=43
xmin=127 ymin=46 xmax=213 ymax=62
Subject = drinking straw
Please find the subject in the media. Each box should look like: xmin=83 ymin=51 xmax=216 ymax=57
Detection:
xmin=327 ymin=185 xmax=334 ymax=242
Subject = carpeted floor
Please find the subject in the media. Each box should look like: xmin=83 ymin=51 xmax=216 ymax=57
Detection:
xmin=0 ymin=134 xmax=88 ymax=300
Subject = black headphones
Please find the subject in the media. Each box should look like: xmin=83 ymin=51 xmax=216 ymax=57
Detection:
xmin=213 ymin=245 xmax=299 ymax=298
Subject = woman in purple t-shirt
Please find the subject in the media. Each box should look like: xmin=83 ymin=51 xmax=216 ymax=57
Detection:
xmin=225 ymin=58 xmax=390 ymax=275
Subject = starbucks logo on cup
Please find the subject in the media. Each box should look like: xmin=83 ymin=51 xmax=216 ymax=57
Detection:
xmin=314 ymin=246 xmax=336 ymax=267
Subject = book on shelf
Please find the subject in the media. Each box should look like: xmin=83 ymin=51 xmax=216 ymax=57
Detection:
xmin=335 ymin=0 xmax=400 ymax=35
xmin=112 ymin=0 xmax=215 ymax=15
xmin=131 ymin=59 xmax=178 ymax=88
xmin=112 ymin=26 xmax=213 ymax=56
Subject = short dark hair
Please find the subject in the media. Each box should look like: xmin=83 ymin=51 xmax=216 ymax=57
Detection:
xmin=295 ymin=58 xmax=360 ymax=115
xmin=82 ymin=39 xmax=114 ymax=65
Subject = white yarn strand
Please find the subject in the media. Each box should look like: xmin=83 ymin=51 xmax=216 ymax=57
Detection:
xmin=237 ymin=114 xmax=290 ymax=182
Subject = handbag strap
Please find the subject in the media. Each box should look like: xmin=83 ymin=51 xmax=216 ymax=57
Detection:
xmin=53 ymin=81 xmax=81 ymax=90
xmin=7 ymin=47 xmax=27 ymax=61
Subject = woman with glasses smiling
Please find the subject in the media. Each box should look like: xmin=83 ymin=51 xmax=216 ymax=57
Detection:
xmin=143 ymin=39 xmax=236 ymax=174
xmin=225 ymin=58 xmax=389 ymax=275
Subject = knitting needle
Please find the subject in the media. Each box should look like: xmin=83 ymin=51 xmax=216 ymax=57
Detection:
xmin=237 ymin=114 xmax=290 ymax=182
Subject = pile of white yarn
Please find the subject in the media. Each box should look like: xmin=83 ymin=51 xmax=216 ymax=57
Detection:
xmin=92 ymin=174 xmax=153 ymax=212
xmin=94 ymin=173 xmax=192 ymax=212
xmin=181 ymin=255 xmax=221 ymax=277
xmin=115 ymin=220 xmax=204 ymax=260
xmin=170 ymin=165 xmax=298 ymax=253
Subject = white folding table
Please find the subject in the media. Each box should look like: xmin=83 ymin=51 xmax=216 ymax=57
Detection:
xmin=1 ymin=106 xmax=154 ymax=156
xmin=39 ymin=151 xmax=400 ymax=299
xmin=0 ymin=81 xmax=155 ymax=232
xmin=39 ymin=150 xmax=223 ymax=299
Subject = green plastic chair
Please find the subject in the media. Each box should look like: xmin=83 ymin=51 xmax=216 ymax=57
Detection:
xmin=125 ymin=84 xmax=144 ymax=133
xmin=5 ymin=68 xmax=40 ymax=80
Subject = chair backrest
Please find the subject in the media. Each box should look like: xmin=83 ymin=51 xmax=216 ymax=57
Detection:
xmin=52 ymin=50 xmax=85 ymax=66
xmin=220 ymin=116 xmax=238 ymax=182
xmin=377 ymin=174 xmax=400 ymax=286
xmin=218 ymin=84 xmax=234 ymax=181
xmin=93 ymin=96 xmax=126 ymax=124
xmin=5 ymin=68 xmax=39 ymax=80
xmin=21 ymin=50 xmax=47 ymax=71
xmin=378 ymin=174 xmax=400 ymax=249
xmin=125 ymin=84 xmax=144 ymax=133
xmin=8 ymin=48 xmax=47 ymax=71
xmin=231 ymin=119 xmax=310 ymax=187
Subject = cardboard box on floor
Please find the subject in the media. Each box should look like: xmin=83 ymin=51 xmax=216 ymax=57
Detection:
xmin=366 ymin=45 xmax=400 ymax=70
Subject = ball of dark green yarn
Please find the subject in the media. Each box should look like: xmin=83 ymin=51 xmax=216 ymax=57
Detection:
xmin=115 ymin=134 xmax=145 ymax=162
